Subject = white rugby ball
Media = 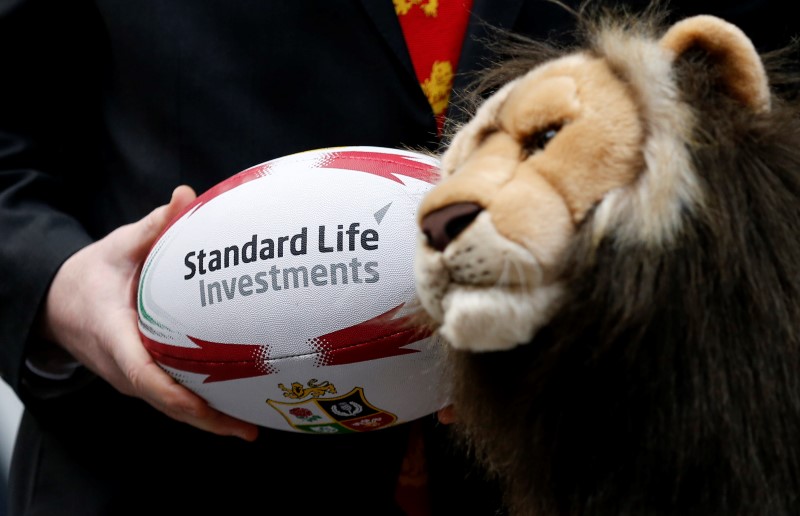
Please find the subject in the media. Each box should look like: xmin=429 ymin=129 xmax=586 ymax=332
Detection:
xmin=137 ymin=146 xmax=447 ymax=434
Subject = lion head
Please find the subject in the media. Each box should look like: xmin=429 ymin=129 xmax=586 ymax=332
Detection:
xmin=415 ymin=7 xmax=800 ymax=516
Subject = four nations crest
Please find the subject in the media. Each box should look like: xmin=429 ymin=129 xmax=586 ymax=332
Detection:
xmin=267 ymin=380 xmax=397 ymax=434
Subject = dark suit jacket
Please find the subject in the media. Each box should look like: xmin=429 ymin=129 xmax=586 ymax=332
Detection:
xmin=0 ymin=1 xmax=793 ymax=515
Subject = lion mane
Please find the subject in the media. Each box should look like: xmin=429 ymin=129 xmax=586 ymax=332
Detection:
xmin=414 ymin=4 xmax=800 ymax=515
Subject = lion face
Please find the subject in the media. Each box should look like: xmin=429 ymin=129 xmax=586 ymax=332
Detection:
xmin=415 ymin=53 xmax=645 ymax=351
xmin=415 ymin=15 xmax=771 ymax=354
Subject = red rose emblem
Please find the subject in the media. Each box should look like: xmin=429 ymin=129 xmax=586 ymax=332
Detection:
xmin=290 ymin=407 xmax=313 ymax=419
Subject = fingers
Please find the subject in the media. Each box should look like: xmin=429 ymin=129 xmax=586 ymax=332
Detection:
xmin=437 ymin=405 xmax=457 ymax=425
xmin=143 ymin=364 xmax=260 ymax=441
xmin=116 ymin=332 xmax=259 ymax=441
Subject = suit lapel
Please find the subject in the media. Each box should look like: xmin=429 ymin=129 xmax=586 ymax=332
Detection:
xmin=358 ymin=0 xmax=417 ymax=80
xmin=358 ymin=0 xmax=526 ymax=137
xmin=456 ymin=0 xmax=525 ymax=90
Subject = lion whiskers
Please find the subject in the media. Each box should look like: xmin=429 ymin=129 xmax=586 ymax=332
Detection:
xmin=496 ymin=249 xmax=545 ymax=297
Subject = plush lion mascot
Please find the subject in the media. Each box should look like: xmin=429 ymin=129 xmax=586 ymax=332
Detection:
xmin=414 ymin=4 xmax=800 ymax=515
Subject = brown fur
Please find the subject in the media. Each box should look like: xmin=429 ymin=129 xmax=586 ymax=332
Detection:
xmin=423 ymin=6 xmax=800 ymax=516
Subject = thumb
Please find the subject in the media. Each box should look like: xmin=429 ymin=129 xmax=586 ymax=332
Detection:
xmin=126 ymin=185 xmax=197 ymax=260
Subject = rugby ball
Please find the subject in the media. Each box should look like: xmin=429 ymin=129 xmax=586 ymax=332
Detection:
xmin=137 ymin=146 xmax=447 ymax=434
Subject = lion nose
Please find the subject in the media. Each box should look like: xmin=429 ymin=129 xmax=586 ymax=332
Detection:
xmin=421 ymin=202 xmax=483 ymax=252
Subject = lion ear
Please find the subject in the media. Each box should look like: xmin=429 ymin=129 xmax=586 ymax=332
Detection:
xmin=659 ymin=15 xmax=770 ymax=113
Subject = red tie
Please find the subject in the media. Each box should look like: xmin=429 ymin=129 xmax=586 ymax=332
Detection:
xmin=396 ymin=0 xmax=474 ymax=136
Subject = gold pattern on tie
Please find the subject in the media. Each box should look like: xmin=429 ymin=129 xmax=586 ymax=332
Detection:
xmin=396 ymin=0 xmax=472 ymax=135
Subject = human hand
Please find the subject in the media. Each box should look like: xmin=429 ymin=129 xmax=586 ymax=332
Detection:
xmin=42 ymin=185 xmax=259 ymax=441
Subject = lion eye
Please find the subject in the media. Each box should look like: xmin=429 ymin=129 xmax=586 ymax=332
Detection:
xmin=522 ymin=124 xmax=562 ymax=158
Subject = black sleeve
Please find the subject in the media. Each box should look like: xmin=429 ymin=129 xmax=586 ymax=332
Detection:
xmin=0 ymin=0 xmax=106 ymax=392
